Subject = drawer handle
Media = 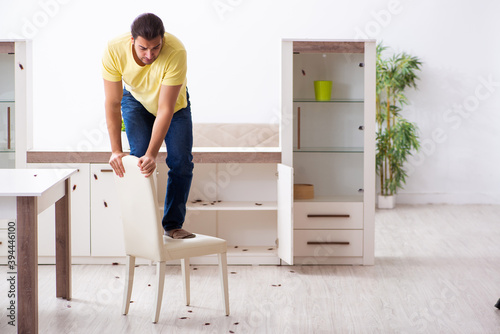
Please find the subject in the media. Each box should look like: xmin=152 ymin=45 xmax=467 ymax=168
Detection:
xmin=307 ymin=241 xmax=350 ymax=245
xmin=307 ymin=214 xmax=350 ymax=218
xmin=7 ymin=107 xmax=11 ymax=150
xmin=101 ymin=169 xmax=114 ymax=173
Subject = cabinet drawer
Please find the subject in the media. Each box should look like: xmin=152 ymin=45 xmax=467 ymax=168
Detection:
xmin=294 ymin=202 xmax=363 ymax=229
xmin=294 ymin=229 xmax=363 ymax=257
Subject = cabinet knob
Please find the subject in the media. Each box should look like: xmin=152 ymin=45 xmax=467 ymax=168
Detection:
xmin=358 ymin=188 xmax=364 ymax=193
xmin=358 ymin=125 xmax=364 ymax=130
xmin=358 ymin=63 xmax=364 ymax=67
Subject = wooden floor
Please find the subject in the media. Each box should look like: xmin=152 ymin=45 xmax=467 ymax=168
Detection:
xmin=1 ymin=205 xmax=500 ymax=333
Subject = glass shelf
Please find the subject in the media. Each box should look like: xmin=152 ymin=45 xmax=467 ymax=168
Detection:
xmin=0 ymin=101 xmax=15 ymax=103
xmin=293 ymin=98 xmax=364 ymax=103
xmin=294 ymin=147 xmax=364 ymax=153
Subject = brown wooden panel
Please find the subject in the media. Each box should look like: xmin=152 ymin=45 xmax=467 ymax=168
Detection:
xmin=17 ymin=196 xmax=38 ymax=334
xmin=293 ymin=41 xmax=364 ymax=53
xmin=27 ymin=151 xmax=111 ymax=164
xmin=0 ymin=42 xmax=15 ymax=53
xmin=27 ymin=151 xmax=282 ymax=164
xmin=55 ymin=179 xmax=72 ymax=300
xmin=192 ymin=152 xmax=282 ymax=163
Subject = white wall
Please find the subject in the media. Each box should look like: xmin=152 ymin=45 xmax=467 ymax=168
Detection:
xmin=0 ymin=0 xmax=499 ymax=204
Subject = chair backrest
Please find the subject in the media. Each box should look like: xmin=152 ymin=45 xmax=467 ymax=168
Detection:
xmin=113 ymin=155 xmax=165 ymax=261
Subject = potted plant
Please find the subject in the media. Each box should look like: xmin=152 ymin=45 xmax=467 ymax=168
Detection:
xmin=376 ymin=43 xmax=422 ymax=209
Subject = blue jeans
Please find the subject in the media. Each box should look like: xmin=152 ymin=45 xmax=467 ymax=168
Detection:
xmin=121 ymin=87 xmax=194 ymax=231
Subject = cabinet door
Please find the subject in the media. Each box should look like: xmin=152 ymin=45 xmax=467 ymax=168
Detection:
xmin=32 ymin=163 xmax=90 ymax=258
xmin=362 ymin=41 xmax=376 ymax=265
xmin=90 ymin=164 xmax=125 ymax=256
xmin=277 ymin=163 xmax=293 ymax=265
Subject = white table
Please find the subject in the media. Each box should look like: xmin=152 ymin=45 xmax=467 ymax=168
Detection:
xmin=0 ymin=168 xmax=77 ymax=334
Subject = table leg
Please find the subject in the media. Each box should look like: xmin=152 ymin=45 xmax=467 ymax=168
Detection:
xmin=17 ymin=196 xmax=38 ymax=334
xmin=55 ymin=179 xmax=72 ymax=300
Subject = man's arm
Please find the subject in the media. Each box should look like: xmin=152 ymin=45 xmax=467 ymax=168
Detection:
xmin=138 ymin=84 xmax=183 ymax=177
xmin=104 ymin=79 xmax=126 ymax=177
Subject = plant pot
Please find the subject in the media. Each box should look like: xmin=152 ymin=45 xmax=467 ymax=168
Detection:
xmin=377 ymin=195 xmax=395 ymax=209
xmin=314 ymin=80 xmax=332 ymax=101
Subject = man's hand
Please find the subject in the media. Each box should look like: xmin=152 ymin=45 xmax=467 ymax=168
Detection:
xmin=138 ymin=154 xmax=156 ymax=177
xmin=109 ymin=152 xmax=127 ymax=177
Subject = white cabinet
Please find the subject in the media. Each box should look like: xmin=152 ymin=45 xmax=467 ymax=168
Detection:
xmin=27 ymin=164 xmax=90 ymax=262
xmin=281 ymin=39 xmax=376 ymax=265
xmin=90 ymin=164 xmax=125 ymax=257
xmin=28 ymin=157 xmax=292 ymax=265
xmin=0 ymin=41 xmax=31 ymax=168
xmin=157 ymin=162 xmax=293 ymax=265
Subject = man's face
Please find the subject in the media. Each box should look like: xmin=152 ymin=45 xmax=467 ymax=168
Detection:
xmin=132 ymin=35 xmax=163 ymax=65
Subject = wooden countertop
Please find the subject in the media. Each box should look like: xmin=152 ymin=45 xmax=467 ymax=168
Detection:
xmin=27 ymin=150 xmax=282 ymax=164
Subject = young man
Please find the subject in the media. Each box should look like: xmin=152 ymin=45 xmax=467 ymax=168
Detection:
xmin=102 ymin=13 xmax=195 ymax=239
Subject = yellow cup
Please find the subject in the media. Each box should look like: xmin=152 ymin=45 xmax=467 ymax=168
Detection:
xmin=314 ymin=80 xmax=332 ymax=101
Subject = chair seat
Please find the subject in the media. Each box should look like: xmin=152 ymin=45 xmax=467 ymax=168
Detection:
xmin=162 ymin=234 xmax=227 ymax=260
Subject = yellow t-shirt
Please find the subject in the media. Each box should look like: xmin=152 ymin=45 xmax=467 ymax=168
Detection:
xmin=102 ymin=32 xmax=187 ymax=116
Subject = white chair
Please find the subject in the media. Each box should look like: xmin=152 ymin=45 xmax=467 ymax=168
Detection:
xmin=113 ymin=155 xmax=229 ymax=323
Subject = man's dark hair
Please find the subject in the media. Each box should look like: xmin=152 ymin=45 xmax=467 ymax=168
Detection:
xmin=131 ymin=13 xmax=165 ymax=40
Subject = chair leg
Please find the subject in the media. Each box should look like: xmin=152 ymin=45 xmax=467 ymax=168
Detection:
xmin=153 ymin=261 xmax=166 ymax=323
xmin=122 ymin=255 xmax=135 ymax=315
xmin=181 ymin=258 xmax=190 ymax=306
xmin=218 ymin=252 xmax=230 ymax=316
